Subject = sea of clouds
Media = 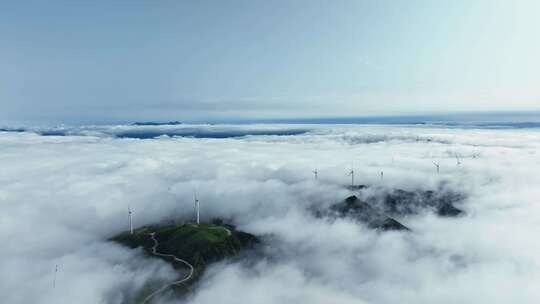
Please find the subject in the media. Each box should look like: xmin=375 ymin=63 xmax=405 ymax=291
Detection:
xmin=1 ymin=124 xmax=540 ymax=304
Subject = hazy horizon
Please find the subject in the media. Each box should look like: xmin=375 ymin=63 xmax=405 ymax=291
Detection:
xmin=2 ymin=110 xmax=540 ymax=128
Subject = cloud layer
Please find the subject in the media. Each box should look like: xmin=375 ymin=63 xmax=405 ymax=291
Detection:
xmin=1 ymin=124 xmax=540 ymax=303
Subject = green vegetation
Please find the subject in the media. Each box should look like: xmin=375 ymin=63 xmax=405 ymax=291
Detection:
xmin=112 ymin=226 xmax=155 ymax=249
xmin=111 ymin=223 xmax=259 ymax=274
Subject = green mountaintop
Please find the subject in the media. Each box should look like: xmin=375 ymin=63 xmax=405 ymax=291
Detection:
xmin=112 ymin=223 xmax=259 ymax=283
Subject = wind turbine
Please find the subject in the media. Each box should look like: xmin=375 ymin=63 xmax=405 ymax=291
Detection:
xmin=380 ymin=171 xmax=384 ymax=180
xmin=455 ymin=154 xmax=462 ymax=166
xmin=433 ymin=161 xmax=440 ymax=174
xmin=128 ymin=205 xmax=133 ymax=235
xmin=194 ymin=191 xmax=200 ymax=225
xmin=348 ymin=164 xmax=355 ymax=187
xmin=53 ymin=264 xmax=58 ymax=288
xmin=312 ymin=169 xmax=318 ymax=180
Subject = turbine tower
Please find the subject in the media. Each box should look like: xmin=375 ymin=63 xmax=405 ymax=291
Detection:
xmin=194 ymin=191 xmax=200 ymax=225
xmin=53 ymin=264 xmax=58 ymax=288
xmin=313 ymin=169 xmax=318 ymax=180
xmin=128 ymin=205 xmax=133 ymax=235
xmin=380 ymin=171 xmax=384 ymax=180
xmin=348 ymin=165 xmax=355 ymax=187
xmin=433 ymin=161 xmax=440 ymax=174
xmin=455 ymin=154 xmax=462 ymax=166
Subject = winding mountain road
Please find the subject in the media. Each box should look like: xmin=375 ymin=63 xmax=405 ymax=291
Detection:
xmin=141 ymin=232 xmax=195 ymax=304
xmin=141 ymin=226 xmax=232 ymax=303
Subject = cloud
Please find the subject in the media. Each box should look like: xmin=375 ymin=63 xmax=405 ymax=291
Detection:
xmin=1 ymin=124 xmax=540 ymax=303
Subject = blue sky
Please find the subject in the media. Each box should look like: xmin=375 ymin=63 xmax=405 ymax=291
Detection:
xmin=1 ymin=0 xmax=539 ymax=124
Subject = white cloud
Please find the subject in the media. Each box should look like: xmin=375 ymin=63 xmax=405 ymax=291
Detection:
xmin=1 ymin=124 xmax=540 ymax=303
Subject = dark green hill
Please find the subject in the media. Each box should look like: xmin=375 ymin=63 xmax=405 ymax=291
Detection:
xmin=112 ymin=223 xmax=259 ymax=274
xmin=330 ymin=195 xmax=410 ymax=231
xmin=345 ymin=185 xmax=465 ymax=217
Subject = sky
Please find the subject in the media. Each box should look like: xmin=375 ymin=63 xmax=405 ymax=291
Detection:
xmin=1 ymin=0 xmax=539 ymax=124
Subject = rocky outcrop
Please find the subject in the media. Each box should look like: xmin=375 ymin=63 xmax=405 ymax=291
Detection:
xmin=370 ymin=188 xmax=464 ymax=217
xmin=327 ymin=195 xmax=410 ymax=231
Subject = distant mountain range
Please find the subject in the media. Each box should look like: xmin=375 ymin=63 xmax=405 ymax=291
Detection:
xmin=131 ymin=121 xmax=183 ymax=126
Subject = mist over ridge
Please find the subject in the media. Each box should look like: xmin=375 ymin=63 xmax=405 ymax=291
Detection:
xmin=2 ymin=123 xmax=540 ymax=303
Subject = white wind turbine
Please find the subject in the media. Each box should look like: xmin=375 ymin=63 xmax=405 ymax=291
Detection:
xmin=455 ymin=153 xmax=462 ymax=166
xmin=128 ymin=205 xmax=133 ymax=235
xmin=433 ymin=161 xmax=440 ymax=174
xmin=348 ymin=164 xmax=355 ymax=187
xmin=194 ymin=191 xmax=200 ymax=225
xmin=53 ymin=264 xmax=58 ymax=288
xmin=313 ymin=169 xmax=318 ymax=180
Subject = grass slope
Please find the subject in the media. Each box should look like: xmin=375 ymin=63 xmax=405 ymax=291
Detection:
xmin=112 ymin=223 xmax=258 ymax=272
